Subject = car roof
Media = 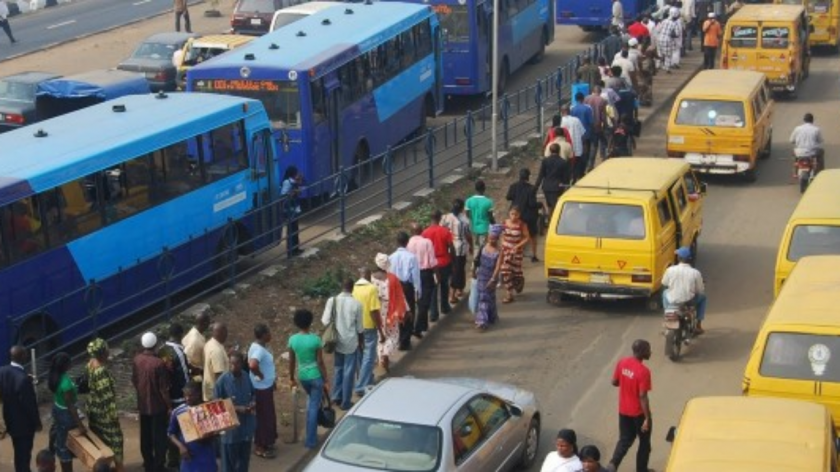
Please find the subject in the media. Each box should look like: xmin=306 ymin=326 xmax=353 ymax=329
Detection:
xmin=352 ymin=378 xmax=475 ymax=426
xmin=787 ymin=169 xmax=840 ymax=221
xmin=668 ymin=396 xmax=830 ymax=472
xmin=143 ymin=32 xmax=198 ymax=44
xmin=764 ymin=255 xmax=840 ymax=328
xmin=1 ymin=71 xmax=62 ymax=84
xmin=563 ymin=157 xmax=689 ymax=201
xmin=730 ymin=4 xmax=805 ymax=22
xmin=679 ymin=69 xmax=766 ymax=99
xmin=273 ymin=1 xmax=338 ymax=15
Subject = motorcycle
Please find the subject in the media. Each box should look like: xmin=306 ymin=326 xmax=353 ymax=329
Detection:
xmin=662 ymin=302 xmax=698 ymax=361
xmin=794 ymin=155 xmax=817 ymax=194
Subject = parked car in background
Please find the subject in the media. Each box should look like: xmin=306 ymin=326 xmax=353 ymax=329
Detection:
xmin=304 ymin=377 xmax=541 ymax=472
xmin=0 ymin=71 xmax=61 ymax=132
xmin=232 ymin=0 xmax=304 ymax=35
xmin=174 ymin=34 xmax=255 ymax=89
xmin=35 ymin=69 xmax=150 ymax=121
xmin=268 ymin=1 xmax=337 ymax=32
xmin=117 ymin=32 xmax=198 ymax=92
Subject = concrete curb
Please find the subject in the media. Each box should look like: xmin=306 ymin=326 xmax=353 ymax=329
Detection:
xmin=1 ymin=0 xmax=205 ymax=62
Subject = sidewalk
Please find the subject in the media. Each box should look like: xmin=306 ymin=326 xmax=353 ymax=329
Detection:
xmin=0 ymin=49 xmax=703 ymax=472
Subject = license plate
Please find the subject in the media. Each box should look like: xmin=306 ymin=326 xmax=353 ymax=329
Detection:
xmin=590 ymin=273 xmax=610 ymax=284
xmin=250 ymin=18 xmax=262 ymax=25
xmin=664 ymin=320 xmax=680 ymax=329
xmin=700 ymin=154 xmax=717 ymax=164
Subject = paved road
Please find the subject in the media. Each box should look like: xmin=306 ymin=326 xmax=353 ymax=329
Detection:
xmin=386 ymin=53 xmax=840 ymax=471
xmin=0 ymin=0 xmax=200 ymax=62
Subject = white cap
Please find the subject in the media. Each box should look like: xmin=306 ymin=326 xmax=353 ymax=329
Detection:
xmin=708 ymin=12 xmax=716 ymax=18
xmin=628 ymin=38 xmax=639 ymax=47
xmin=141 ymin=332 xmax=158 ymax=349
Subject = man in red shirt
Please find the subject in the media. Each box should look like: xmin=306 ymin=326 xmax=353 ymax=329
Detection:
xmin=421 ymin=210 xmax=454 ymax=322
xmin=608 ymin=339 xmax=652 ymax=472
xmin=627 ymin=15 xmax=650 ymax=41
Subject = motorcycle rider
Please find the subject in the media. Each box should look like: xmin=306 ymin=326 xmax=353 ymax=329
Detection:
xmin=662 ymin=247 xmax=707 ymax=334
xmin=789 ymin=113 xmax=824 ymax=179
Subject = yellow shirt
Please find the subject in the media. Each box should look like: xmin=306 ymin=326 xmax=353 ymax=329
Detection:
xmin=202 ymin=337 xmax=229 ymax=401
xmin=352 ymin=279 xmax=381 ymax=330
xmin=182 ymin=327 xmax=205 ymax=369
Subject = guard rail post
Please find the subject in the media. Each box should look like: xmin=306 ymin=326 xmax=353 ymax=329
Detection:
xmin=465 ymin=110 xmax=474 ymax=169
xmin=502 ymin=95 xmax=510 ymax=150
xmin=384 ymin=147 xmax=393 ymax=209
xmin=338 ymin=166 xmax=347 ymax=234
xmin=555 ymin=68 xmax=563 ymax=110
xmin=536 ymin=80 xmax=544 ymax=140
xmin=425 ymin=130 xmax=435 ymax=188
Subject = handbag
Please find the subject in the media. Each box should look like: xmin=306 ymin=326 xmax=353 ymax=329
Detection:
xmin=75 ymin=369 xmax=90 ymax=395
xmin=321 ymin=297 xmax=339 ymax=354
xmin=317 ymin=394 xmax=336 ymax=428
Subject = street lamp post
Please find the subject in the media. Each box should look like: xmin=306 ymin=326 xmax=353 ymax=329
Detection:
xmin=490 ymin=0 xmax=500 ymax=171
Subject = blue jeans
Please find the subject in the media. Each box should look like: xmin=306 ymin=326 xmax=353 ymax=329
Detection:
xmin=50 ymin=405 xmax=75 ymax=463
xmin=300 ymin=377 xmax=324 ymax=449
xmin=663 ymin=292 xmax=707 ymax=322
xmin=221 ymin=441 xmax=251 ymax=472
xmin=332 ymin=350 xmax=358 ymax=409
xmin=355 ymin=329 xmax=378 ymax=395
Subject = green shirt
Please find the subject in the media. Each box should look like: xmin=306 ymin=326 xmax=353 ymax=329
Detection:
xmin=288 ymin=333 xmax=323 ymax=381
xmin=54 ymin=373 xmax=77 ymax=409
xmin=465 ymin=195 xmax=494 ymax=235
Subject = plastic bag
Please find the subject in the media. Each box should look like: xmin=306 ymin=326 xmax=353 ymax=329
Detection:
xmin=468 ymin=279 xmax=478 ymax=314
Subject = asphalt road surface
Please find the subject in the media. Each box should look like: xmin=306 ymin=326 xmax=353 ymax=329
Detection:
xmin=0 ymin=0 xmax=198 ymax=61
xmin=389 ymin=53 xmax=840 ymax=471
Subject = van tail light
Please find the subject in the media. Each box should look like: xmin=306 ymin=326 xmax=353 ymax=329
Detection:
xmin=667 ymin=150 xmax=685 ymax=158
xmin=548 ymin=268 xmax=569 ymax=278
xmin=829 ymin=26 xmax=837 ymax=35
xmin=733 ymin=154 xmax=750 ymax=162
xmin=631 ymin=274 xmax=652 ymax=283
xmin=3 ymin=113 xmax=24 ymax=124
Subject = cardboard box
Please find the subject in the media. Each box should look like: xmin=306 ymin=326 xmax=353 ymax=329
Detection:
xmin=176 ymin=398 xmax=240 ymax=443
xmin=67 ymin=429 xmax=114 ymax=471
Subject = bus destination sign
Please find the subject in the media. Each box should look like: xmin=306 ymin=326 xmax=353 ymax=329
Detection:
xmin=194 ymin=79 xmax=281 ymax=92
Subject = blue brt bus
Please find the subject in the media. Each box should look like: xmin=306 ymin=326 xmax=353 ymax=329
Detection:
xmin=187 ymin=1 xmax=443 ymax=198
xmin=0 ymin=93 xmax=281 ymax=362
xmin=392 ymin=0 xmax=554 ymax=95
xmin=557 ymin=0 xmax=654 ymax=31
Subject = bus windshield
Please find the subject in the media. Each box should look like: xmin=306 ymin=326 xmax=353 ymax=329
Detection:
xmin=436 ymin=4 xmax=471 ymax=43
xmin=191 ymin=79 xmax=302 ymax=129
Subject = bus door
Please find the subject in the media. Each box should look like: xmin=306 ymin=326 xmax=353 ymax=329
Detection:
xmin=251 ymin=129 xmax=279 ymax=244
xmin=324 ymin=73 xmax=343 ymax=180
xmin=481 ymin=3 xmax=492 ymax=90
xmin=434 ymin=20 xmax=444 ymax=112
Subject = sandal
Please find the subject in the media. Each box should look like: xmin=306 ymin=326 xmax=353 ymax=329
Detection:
xmin=255 ymin=449 xmax=276 ymax=459
xmin=502 ymin=296 xmax=514 ymax=304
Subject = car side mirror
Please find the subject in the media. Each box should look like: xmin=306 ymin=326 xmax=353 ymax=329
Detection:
xmin=508 ymin=405 xmax=523 ymax=417
xmin=666 ymin=426 xmax=677 ymax=443
xmin=700 ymin=182 xmax=708 ymax=194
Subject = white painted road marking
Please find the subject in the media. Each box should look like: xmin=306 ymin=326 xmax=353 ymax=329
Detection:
xmin=132 ymin=0 xmax=152 ymax=5
xmin=46 ymin=20 xmax=77 ymax=29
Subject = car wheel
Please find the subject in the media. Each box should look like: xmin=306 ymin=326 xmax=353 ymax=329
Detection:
xmin=518 ymin=417 xmax=540 ymax=469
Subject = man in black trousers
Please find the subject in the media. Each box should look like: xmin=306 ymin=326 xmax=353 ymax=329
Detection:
xmin=0 ymin=345 xmax=42 ymax=472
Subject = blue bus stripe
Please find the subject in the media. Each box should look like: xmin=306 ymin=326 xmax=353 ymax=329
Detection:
xmin=372 ymin=55 xmax=436 ymax=123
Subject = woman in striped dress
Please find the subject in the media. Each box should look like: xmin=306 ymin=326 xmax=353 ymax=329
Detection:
xmin=85 ymin=338 xmax=125 ymax=472
xmin=500 ymin=206 xmax=530 ymax=303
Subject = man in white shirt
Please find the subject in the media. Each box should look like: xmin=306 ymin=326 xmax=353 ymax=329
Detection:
xmin=790 ymin=112 xmax=825 ymax=175
xmin=662 ymin=246 xmax=707 ymax=333
xmin=611 ymin=49 xmax=636 ymax=89
xmin=0 ymin=1 xmax=17 ymax=44
xmin=321 ymin=279 xmax=364 ymax=410
xmin=559 ymin=105 xmax=587 ymax=180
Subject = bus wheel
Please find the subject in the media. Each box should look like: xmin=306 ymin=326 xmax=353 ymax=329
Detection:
xmin=529 ymin=30 xmax=548 ymax=65
xmin=214 ymin=225 xmax=239 ymax=287
xmin=742 ymin=168 xmax=757 ymax=183
xmin=17 ymin=316 xmax=57 ymax=361
xmin=760 ymin=130 xmax=772 ymax=159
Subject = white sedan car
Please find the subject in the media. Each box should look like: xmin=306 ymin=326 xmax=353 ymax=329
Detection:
xmin=304 ymin=377 xmax=542 ymax=472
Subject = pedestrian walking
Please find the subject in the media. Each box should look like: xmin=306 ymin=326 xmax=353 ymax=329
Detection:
xmin=584 ymin=85 xmax=608 ymax=167
xmin=543 ymin=126 xmax=573 ymax=160
xmin=560 ymin=105 xmax=587 ymax=181
xmin=47 ymin=352 xmax=85 ymax=472
xmin=571 ymin=92 xmax=594 ymax=174
xmin=168 ymin=382 xmax=217 ymax=472
xmin=0 ymin=346 xmax=41 ymax=472
xmin=580 ymin=445 xmax=610 ymax=472
xmin=464 ymin=180 xmax=495 ymax=257
xmin=214 ymin=352 xmax=256 ymax=472
xmin=655 ymin=9 xmax=682 ymax=73
xmin=0 ymin=1 xmax=17 ymax=45
xmin=637 ymin=41 xmax=658 ymax=106
xmin=388 ymin=231 xmax=420 ymax=351
xmin=505 ymin=169 xmax=540 ymax=262
xmin=158 ymin=323 xmax=190 ymax=468
xmin=203 ymin=322 xmax=229 ymax=401
xmin=607 ymin=339 xmax=653 ymax=472
xmin=173 ymin=0 xmax=192 ymax=33
xmin=422 ymin=211 xmax=454 ymax=321
xmin=281 ymin=166 xmax=305 ymax=258
xmin=132 ymin=332 xmax=172 ymax=472
xmin=499 ymin=206 xmax=530 ymax=303
xmin=576 ymin=56 xmax=601 ymax=90
xmin=288 ymin=309 xmax=329 ymax=450
xmin=372 ymin=253 xmax=408 ymax=375
xmin=540 ymin=429 xmax=583 ymax=472
xmin=321 ymin=279 xmax=364 ymax=409
xmin=182 ymin=311 xmax=210 ymax=379
xmin=85 ymin=339 xmax=125 ymax=472
xmin=473 ymin=224 xmax=503 ymax=330
xmin=441 ymin=199 xmax=473 ymax=303
xmin=407 ymin=222 xmax=437 ymax=337
xmin=701 ymin=12 xmax=722 ymax=69
xmin=353 ymin=268 xmax=385 ymax=396
xmin=536 ymin=144 xmax=572 ymax=215
xmin=248 ymin=323 xmax=277 ymax=459
xmin=607 ymin=115 xmax=636 ymax=158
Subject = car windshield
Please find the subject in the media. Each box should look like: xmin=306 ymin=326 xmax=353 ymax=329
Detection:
xmin=322 ymin=416 xmax=441 ymax=471
xmin=436 ymin=4 xmax=471 ymax=43
xmin=271 ymin=12 xmax=306 ymax=31
xmin=182 ymin=46 xmax=228 ymax=66
xmin=787 ymin=225 xmax=840 ymax=261
xmin=190 ymin=78 xmax=302 ymax=129
xmin=0 ymin=80 xmax=36 ymax=102
xmin=556 ymin=202 xmax=646 ymax=240
xmin=760 ymin=332 xmax=840 ymax=382
xmin=675 ymin=99 xmax=746 ymax=128
xmin=132 ymin=42 xmax=179 ymax=60
xmin=239 ymin=0 xmax=274 ymax=12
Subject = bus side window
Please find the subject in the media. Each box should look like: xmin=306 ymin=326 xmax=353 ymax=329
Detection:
xmin=311 ymin=79 xmax=326 ymax=123
xmin=150 ymin=139 xmax=204 ymax=203
xmin=105 ymin=155 xmax=155 ymax=224
xmin=0 ymin=198 xmax=47 ymax=263
xmin=206 ymin=122 xmax=248 ymax=182
xmin=53 ymin=177 xmax=104 ymax=242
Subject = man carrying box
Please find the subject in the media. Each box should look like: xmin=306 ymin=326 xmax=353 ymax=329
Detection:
xmin=214 ymin=352 xmax=255 ymax=472
xmin=168 ymin=382 xmax=218 ymax=472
